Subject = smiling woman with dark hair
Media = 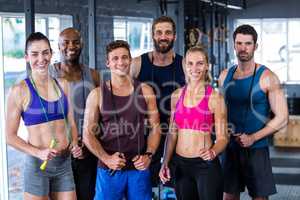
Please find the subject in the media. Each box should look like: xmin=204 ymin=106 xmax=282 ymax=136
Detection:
xmin=5 ymin=32 xmax=82 ymax=200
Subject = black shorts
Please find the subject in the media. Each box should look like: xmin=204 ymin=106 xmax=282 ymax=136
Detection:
xmin=222 ymin=146 xmax=276 ymax=198
xmin=173 ymin=153 xmax=223 ymax=200
xmin=72 ymin=152 xmax=98 ymax=200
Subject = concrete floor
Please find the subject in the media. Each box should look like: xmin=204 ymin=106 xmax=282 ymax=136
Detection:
xmin=241 ymin=185 xmax=300 ymax=200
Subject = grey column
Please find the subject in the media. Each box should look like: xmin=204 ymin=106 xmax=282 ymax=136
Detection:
xmin=24 ymin=0 xmax=35 ymax=74
xmin=88 ymin=0 xmax=96 ymax=69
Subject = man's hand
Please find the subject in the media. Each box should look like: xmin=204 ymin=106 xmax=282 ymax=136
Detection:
xmin=104 ymin=152 xmax=126 ymax=170
xmin=236 ymin=133 xmax=256 ymax=147
xmin=71 ymin=144 xmax=83 ymax=159
xmin=132 ymin=154 xmax=151 ymax=170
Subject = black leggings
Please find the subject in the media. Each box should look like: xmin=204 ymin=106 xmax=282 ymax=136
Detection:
xmin=72 ymin=153 xmax=98 ymax=200
xmin=173 ymin=153 xmax=223 ymax=200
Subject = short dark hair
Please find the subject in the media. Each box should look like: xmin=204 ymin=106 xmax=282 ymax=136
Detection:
xmin=152 ymin=15 xmax=176 ymax=35
xmin=106 ymin=40 xmax=131 ymax=59
xmin=233 ymin=24 xmax=258 ymax=44
xmin=25 ymin=32 xmax=52 ymax=54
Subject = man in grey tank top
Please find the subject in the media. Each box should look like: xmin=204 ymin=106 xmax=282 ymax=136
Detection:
xmin=49 ymin=28 xmax=100 ymax=200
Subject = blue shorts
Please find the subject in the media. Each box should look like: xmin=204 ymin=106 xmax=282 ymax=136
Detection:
xmin=94 ymin=168 xmax=152 ymax=200
xmin=24 ymin=154 xmax=75 ymax=196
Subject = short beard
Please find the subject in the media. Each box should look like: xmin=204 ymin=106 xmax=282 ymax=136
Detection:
xmin=237 ymin=52 xmax=254 ymax=62
xmin=154 ymin=40 xmax=174 ymax=54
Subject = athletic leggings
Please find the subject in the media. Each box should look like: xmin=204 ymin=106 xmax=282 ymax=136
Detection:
xmin=173 ymin=153 xmax=223 ymax=200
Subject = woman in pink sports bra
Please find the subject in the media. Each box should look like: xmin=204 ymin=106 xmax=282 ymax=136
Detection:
xmin=159 ymin=46 xmax=228 ymax=200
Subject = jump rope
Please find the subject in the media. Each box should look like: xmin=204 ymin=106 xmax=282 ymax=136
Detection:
xmin=227 ymin=64 xmax=257 ymax=138
xmin=108 ymin=79 xmax=141 ymax=176
xmin=29 ymin=76 xmax=72 ymax=171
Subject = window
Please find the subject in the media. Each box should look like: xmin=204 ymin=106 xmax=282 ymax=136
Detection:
xmin=235 ymin=18 xmax=300 ymax=83
xmin=35 ymin=15 xmax=73 ymax=63
xmin=113 ymin=16 xmax=153 ymax=58
xmin=0 ymin=13 xmax=72 ymax=200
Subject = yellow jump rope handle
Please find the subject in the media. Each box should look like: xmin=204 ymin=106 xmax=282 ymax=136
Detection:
xmin=40 ymin=139 xmax=56 ymax=171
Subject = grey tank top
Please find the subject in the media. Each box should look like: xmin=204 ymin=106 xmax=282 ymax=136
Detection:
xmin=49 ymin=63 xmax=96 ymax=136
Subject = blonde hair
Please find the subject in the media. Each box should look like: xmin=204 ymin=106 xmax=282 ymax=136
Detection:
xmin=185 ymin=45 xmax=211 ymax=84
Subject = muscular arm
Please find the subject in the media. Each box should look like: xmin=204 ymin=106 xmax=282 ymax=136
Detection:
xmin=209 ymin=90 xmax=229 ymax=155
xmin=141 ymin=83 xmax=161 ymax=154
xmin=5 ymin=83 xmax=40 ymax=157
xmin=161 ymin=89 xmax=181 ymax=165
xmin=130 ymin=56 xmax=142 ymax=78
xmin=82 ymin=88 xmax=110 ymax=161
xmin=90 ymin=68 xmax=100 ymax=87
xmin=252 ymin=70 xmax=288 ymax=141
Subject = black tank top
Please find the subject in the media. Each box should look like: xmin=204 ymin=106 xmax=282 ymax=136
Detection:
xmin=138 ymin=53 xmax=185 ymax=130
xmin=98 ymin=79 xmax=147 ymax=169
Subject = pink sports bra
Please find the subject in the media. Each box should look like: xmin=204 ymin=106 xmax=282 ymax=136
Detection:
xmin=174 ymin=85 xmax=214 ymax=132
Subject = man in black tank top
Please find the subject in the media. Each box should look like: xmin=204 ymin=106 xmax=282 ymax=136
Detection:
xmin=131 ymin=16 xmax=185 ymax=192
xmin=83 ymin=40 xmax=161 ymax=200
xmin=50 ymin=28 xmax=100 ymax=200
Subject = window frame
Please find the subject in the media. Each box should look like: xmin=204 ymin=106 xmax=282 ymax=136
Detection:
xmin=235 ymin=18 xmax=300 ymax=83
xmin=0 ymin=15 xmax=9 ymax=200
xmin=113 ymin=16 xmax=153 ymax=58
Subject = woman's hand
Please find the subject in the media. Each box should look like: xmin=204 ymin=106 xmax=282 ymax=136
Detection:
xmin=199 ymin=148 xmax=216 ymax=161
xmin=159 ymin=163 xmax=171 ymax=184
xmin=37 ymin=148 xmax=58 ymax=161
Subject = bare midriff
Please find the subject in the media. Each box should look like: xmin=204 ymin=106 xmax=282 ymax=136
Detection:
xmin=26 ymin=119 xmax=70 ymax=153
xmin=176 ymin=129 xmax=213 ymax=158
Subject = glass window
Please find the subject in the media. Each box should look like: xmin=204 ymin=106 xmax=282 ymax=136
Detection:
xmin=113 ymin=16 xmax=153 ymax=58
xmin=2 ymin=17 xmax=27 ymax=200
xmin=235 ymin=18 xmax=300 ymax=83
xmin=288 ymin=20 xmax=300 ymax=81
xmin=262 ymin=19 xmax=287 ymax=82
xmin=0 ymin=13 xmax=72 ymax=200
xmin=0 ymin=15 xmax=8 ymax=200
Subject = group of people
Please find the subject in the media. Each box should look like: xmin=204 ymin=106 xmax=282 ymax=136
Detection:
xmin=5 ymin=15 xmax=288 ymax=200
